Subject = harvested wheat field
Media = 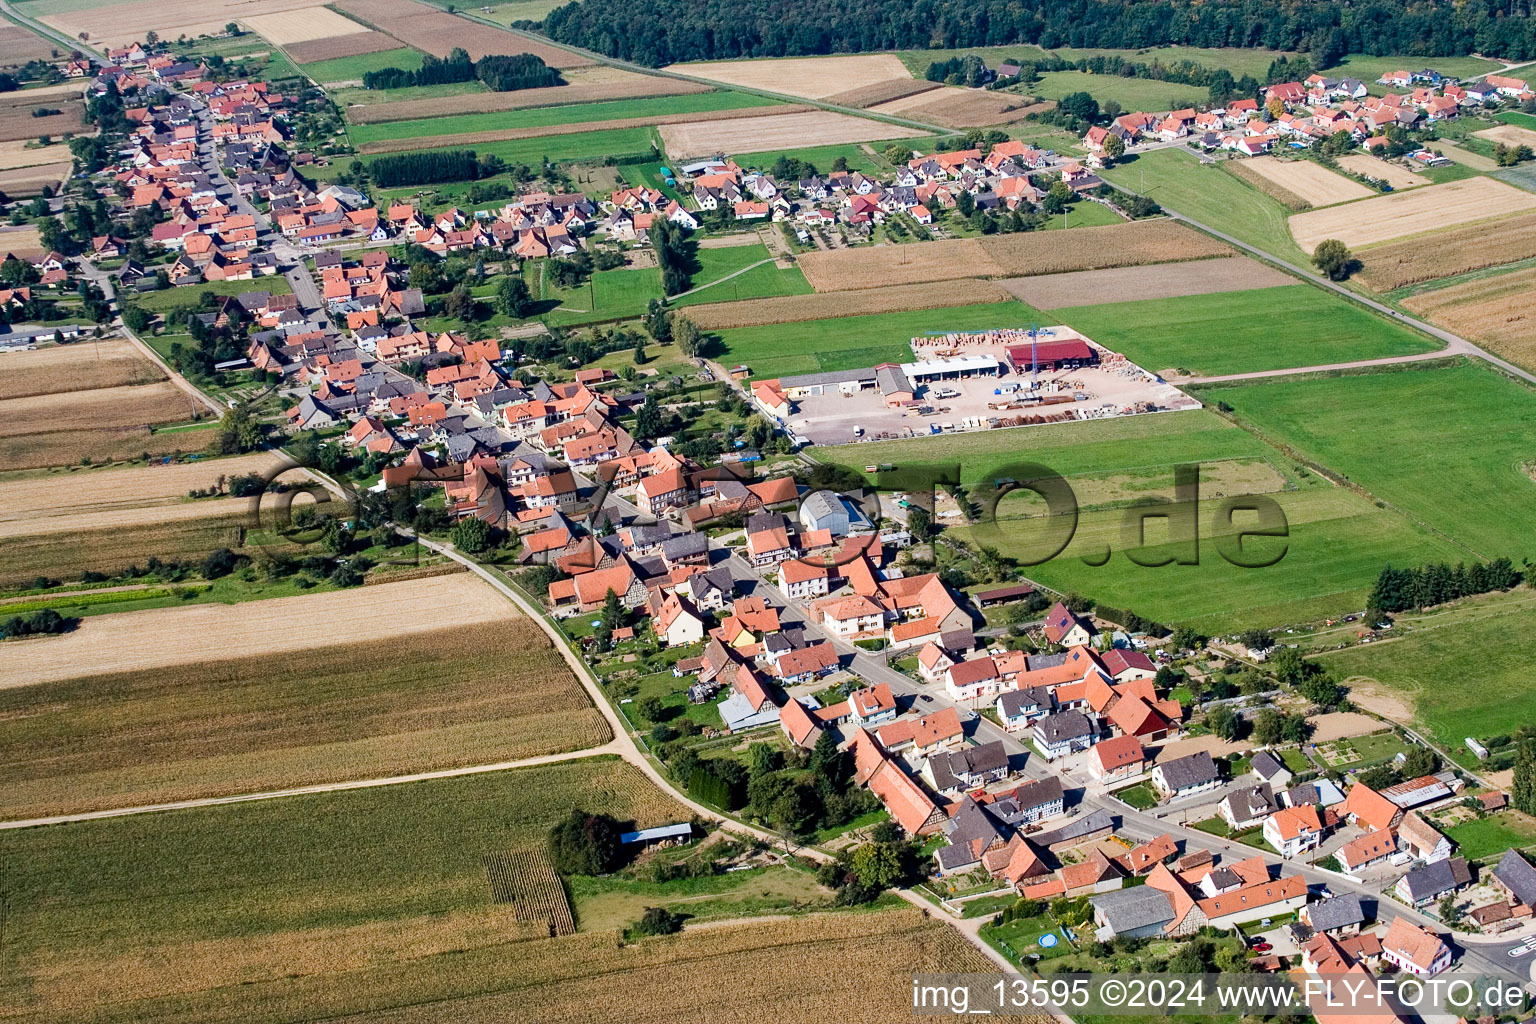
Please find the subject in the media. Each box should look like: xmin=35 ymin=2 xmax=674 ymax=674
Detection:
xmin=0 ymin=451 xmax=278 ymax=527
xmin=1356 ymin=211 xmax=1536 ymax=291
xmin=0 ymin=493 xmax=253 ymax=540
xmin=0 ymin=24 xmax=57 ymax=66
xmin=360 ymin=104 xmax=810 ymax=154
xmin=660 ymin=109 xmax=923 ymax=159
xmin=684 ymin=279 xmax=1012 ymax=329
xmin=797 ymin=220 xmax=1230 ymax=291
xmin=1337 ymin=153 xmax=1429 ymax=189
xmin=1403 ymin=266 xmax=1536 ymax=369
xmin=332 ymin=0 xmax=592 ymax=65
xmin=0 ymin=571 xmax=516 ymax=688
xmin=1290 ymin=176 xmax=1536 ymax=252
xmin=288 ymin=29 xmax=400 ymax=64
xmin=0 ymin=510 xmax=247 ymax=587
xmin=869 ymin=85 xmax=1041 ymax=127
xmin=0 ymin=103 xmax=83 ymax=144
xmin=354 ymin=908 xmax=1019 ymax=1024
xmin=0 ymin=161 xmax=69 ymax=197
xmin=0 ymin=222 xmax=43 ymax=258
xmin=244 ymin=6 xmax=369 ymax=45
xmin=0 ymin=619 xmax=609 ymax=819
xmin=0 ymin=337 xmax=164 ymax=398
xmin=1000 ymin=256 xmax=1293 ymax=309
xmin=345 ymin=65 xmax=704 ymax=121
xmin=1475 ymin=123 xmax=1536 ymax=149
xmin=41 ymin=0 xmax=321 ymax=48
xmin=825 ymin=78 xmax=941 ymax=108
xmin=664 ymin=54 xmax=912 ymax=100
xmin=1236 ymin=156 xmax=1373 ymax=207
xmin=0 ymin=138 xmax=76 ymax=171
xmin=0 ymin=381 xmax=197 ymax=439
xmin=0 ymin=423 xmax=216 ymax=473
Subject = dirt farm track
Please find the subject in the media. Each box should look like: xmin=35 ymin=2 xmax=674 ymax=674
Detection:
xmin=0 ymin=572 xmax=516 ymax=688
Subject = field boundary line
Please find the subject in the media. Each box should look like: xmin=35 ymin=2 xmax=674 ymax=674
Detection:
xmin=0 ymin=744 xmax=625 ymax=830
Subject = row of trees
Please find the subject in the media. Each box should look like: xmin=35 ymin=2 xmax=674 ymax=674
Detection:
xmin=369 ymin=149 xmax=505 ymax=187
xmin=543 ymin=0 xmax=1536 ymax=67
xmin=1367 ymin=558 xmax=1522 ymax=614
xmin=363 ymin=48 xmax=562 ymax=92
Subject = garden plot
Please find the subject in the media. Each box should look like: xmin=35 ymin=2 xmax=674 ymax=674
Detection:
xmin=1237 ymin=156 xmax=1374 ymax=206
xmin=243 ymin=7 xmax=369 ymax=45
xmin=1337 ymin=153 xmax=1429 ymax=189
xmin=0 ymin=571 xmax=517 ymax=688
xmin=659 ymin=109 xmax=923 ymax=160
xmin=1289 ymin=177 xmax=1536 ymax=252
xmin=1000 ymin=256 xmax=1291 ymax=309
xmin=663 ymin=54 xmax=912 ymax=100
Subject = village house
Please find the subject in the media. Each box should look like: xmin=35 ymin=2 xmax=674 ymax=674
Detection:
xmin=1151 ymin=751 xmax=1220 ymax=800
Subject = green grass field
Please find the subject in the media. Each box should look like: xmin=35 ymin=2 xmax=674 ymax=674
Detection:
xmin=1320 ymin=53 xmax=1503 ymax=86
xmin=1029 ymin=70 xmax=1207 ymax=111
xmin=301 ymin=46 xmax=424 ymax=83
xmin=132 ymin=276 xmax=291 ymax=313
xmin=350 ymin=92 xmax=781 ymax=146
xmin=1041 ymin=199 xmax=1124 ymax=229
xmin=673 ymin=242 xmax=811 ymax=306
xmin=480 ymin=0 xmax=568 ymax=22
xmin=0 ymin=758 xmax=686 ymax=1023
xmin=534 ymin=263 xmax=660 ymax=326
xmin=1100 ymin=148 xmax=1308 ymax=265
xmin=733 ymin=139 xmax=926 ymax=178
xmin=1202 ymin=360 xmax=1536 ymax=560
xmin=1317 ymin=589 xmax=1536 ymax=763
xmin=330 ymin=79 xmax=489 ymax=108
xmin=1051 ymin=284 xmax=1440 ymax=376
xmin=363 ymin=126 xmax=661 ymax=176
xmin=1445 ymin=811 xmax=1536 ymax=860
xmin=818 ymin=407 xmax=1465 ymax=629
xmin=894 ymin=44 xmax=1291 ymax=81
xmin=1499 ymin=110 xmax=1536 ymax=131
xmin=716 ymin=300 xmax=1039 ymax=380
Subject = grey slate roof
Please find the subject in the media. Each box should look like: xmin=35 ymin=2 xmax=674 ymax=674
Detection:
xmin=1307 ymin=892 xmax=1365 ymax=932
xmin=1033 ymin=808 xmax=1113 ymax=848
xmin=1494 ymin=850 xmax=1536 ymax=907
xmin=1158 ymin=751 xmax=1218 ymax=792
xmin=1250 ymin=750 xmax=1287 ymax=781
xmin=661 ymin=532 xmax=709 ymax=561
xmin=1091 ymin=885 xmax=1175 ymax=934
xmin=1035 ymin=710 xmax=1092 ymax=745
xmin=1399 ymin=857 xmax=1471 ymax=903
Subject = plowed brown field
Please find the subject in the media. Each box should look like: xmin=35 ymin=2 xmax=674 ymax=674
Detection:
xmin=332 ymin=0 xmax=592 ymax=66
xmin=289 ymin=30 xmax=400 ymax=64
xmin=1000 ymin=256 xmax=1292 ymax=308
xmin=683 ymin=279 xmax=1012 ymax=329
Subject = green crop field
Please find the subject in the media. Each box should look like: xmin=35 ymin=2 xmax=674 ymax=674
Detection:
xmin=1052 ymin=285 xmax=1440 ymax=376
xmin=1100 ymin=148 xmax=1308 ymax=265
xmin=0 ymin=758 xmax=686 ymax=1023
xmin=817 ymin=407 xmax=1464 ymax=629
xmin=1317 ymin=589 xmax=1536 ymax=764
xmin=673 ymin=241 xmax=811 ymax=307
xmin=350 ymin=92 xmax=781 ymax=146
xmin=131 ymin=276 xmax=291 ymax=313
xmin=733 ymin=139 xmax=926 ymax=178
xmin=363 ymin=126 xmax=662 ymax=176
xmin=1029 ymin=70 xmax=1207 ymax=111
xmin=715 ymin=300 xmax=1039 ymax=380
xmin=329 ymin=80 xmax=489 ymax=108
xmin=1202 ymin=360 xmax=1536 ymax=561
xmin=0 ymin=621 xmax=609 ymax=820
xmin=301 ymin=46 xmax=424 ymax=83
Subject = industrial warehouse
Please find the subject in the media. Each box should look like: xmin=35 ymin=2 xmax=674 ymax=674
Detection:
xmin=750 ymin=326 xmax=1200 ymax=445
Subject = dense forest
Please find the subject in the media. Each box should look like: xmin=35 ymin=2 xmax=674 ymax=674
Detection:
xmin=541 ymin=0 xmax=1536 ymax=66
xmin=363 ymin=48 xmax=561 ymax=92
